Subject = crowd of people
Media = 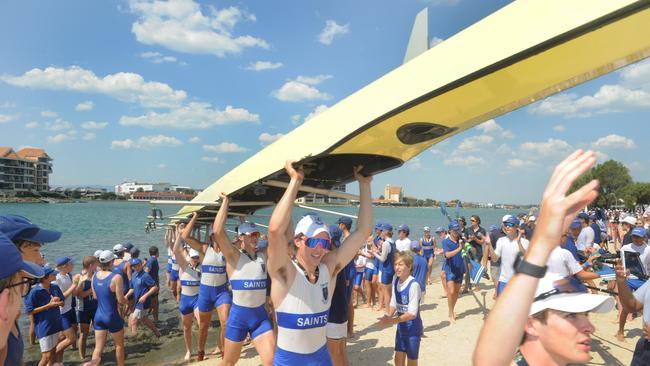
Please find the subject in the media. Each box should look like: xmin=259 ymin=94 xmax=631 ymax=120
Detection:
xmin=0 ymin=150 xmax=649 ymax=366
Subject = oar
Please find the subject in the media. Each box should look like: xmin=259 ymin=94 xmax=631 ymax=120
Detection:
xmin=439 ymin=202 xmax=452 ymax=222
xmin=584 ymin=285 xmax=618 ymax=296
xmin=455 ymin=200 xmax=462 ymax=219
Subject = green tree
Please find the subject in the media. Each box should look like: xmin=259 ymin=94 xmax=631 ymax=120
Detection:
xmin=570 ymin=160 xmax=632 ymax=207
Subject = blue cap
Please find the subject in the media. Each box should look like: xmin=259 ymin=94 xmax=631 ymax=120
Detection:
xmin=397 ymin=224 xmax=410 ymax=233
xmin=328 ymin=225 xmax=343 ymax=248
xmin=505 ymin=216 xmax=520 ymax=226
xmin=631 ymin=227 xmax=647 ymax=238
xmin=0 ymin=214 xmax=61 ymax=243
xmin=237 ymin=222 xmax=259 ymax=236
xmin=448 ymin=221 xmax=460 ymax=231
xmin=55 ymin=256 xmax=72 ymax=267
xmin=336 ymin=217 xmax=353 ymax=226
xmin=374 ymin=221 xmax=384 ymax=230
xmin=43 ymin=265 xmax=58 ymax=277
xmin=130 ymin=258 xmax=143 ymax=266
xmin=488 ymin=224 xmax=498 ymax=232
xmin=577 ymin=212 xmax=590 ymax=221
xmin=381 ymin=223 xmax=393 ymax=232
xmin=589 ymin=214 xmax=597 ymax=220
xmin=256 ymin=239 xmax=268 ymax=250
xmin=435 ymin=226 xmax=446 ymax=233
xmin=570 ymin=219 xmax=582 ymax=230
xmin=123 ymin=242 xmax=134 ymax=251
xmin=0 ymin=232 xmax=44 ymax=279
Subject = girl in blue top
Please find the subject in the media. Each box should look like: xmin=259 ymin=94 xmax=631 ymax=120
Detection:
xmin=379 ymin=251 xmax=423 ymax=366
xmin=443 ymin=221 xmax=465 ymax=323
xmin=73 ymin=255 xmax=99 ymax=360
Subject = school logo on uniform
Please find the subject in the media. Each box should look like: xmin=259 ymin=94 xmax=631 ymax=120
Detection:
xmin=401 ymin=294 xmax=408 ymax=304
xmin=320 ymin=283 xmax=329 ymax=304
xmin=260 ymin=263 xmax=266 ymax=273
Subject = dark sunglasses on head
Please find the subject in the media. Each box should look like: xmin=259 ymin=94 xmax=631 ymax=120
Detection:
xmin=534 ymin=276 xmax=587 ymax=302
xmin=305 ymin=237 xmax=332 ymax=250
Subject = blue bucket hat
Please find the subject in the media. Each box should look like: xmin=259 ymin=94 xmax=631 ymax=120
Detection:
xmin=381 ymin=223 xmax=393 ymax=232
xmin=0 ymin=214 xmax=61 ymax=243
xmin=504 ymin=216 xmax=520 ymax=226
xmin=397 ymin=224 xmax=410 ymax=233
xmin=0 ymin=232 xmax=44 ymax=280
xmin=336 ymin=217 xmax=353 ymax=227
xmin=374 ymin=221 xmax=384 ymax=230
xmin=569 ymin=219 xmax=582 ymax=230
xmin=448 ymin=221 xmax=460 ymax=231
xmin=130 ymin=258 xmax=143 ymax=266
xmin=435 ymin=226 xmax=446 ymax=233
xmin=43 ymin=265 xmax=58 ymax=278
xmin=55 ymin=256 xmax=72 ymax=267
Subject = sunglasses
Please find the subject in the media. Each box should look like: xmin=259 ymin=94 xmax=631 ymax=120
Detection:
xmin=504 ymin=222 xmax=517 ymax=228
xmin=243 ymin=232 xmax=260 ymax=238
xmin=2 ymin=278 xmax=36 ymax=297
xmin=305 ymin=237 xmax=332 ymax=250
xmin=534 ymin=276 xmax=587 ymax=302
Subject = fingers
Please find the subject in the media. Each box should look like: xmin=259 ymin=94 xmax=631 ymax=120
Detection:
xmin=554 ymin=153 xmax=597 ymax=195
xmin=544 ymin=150 xmax=584 ymax=197
xmin=564 ymin=180 xmax=600 ymax=216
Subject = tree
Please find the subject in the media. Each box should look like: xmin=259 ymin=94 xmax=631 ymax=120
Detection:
xmin=378 ymin=195 xmax=384 ymax=200
xmin=570 ymin=160 xmax=632 ymax=207
xmin=616 ymin=182 xmax=650 ymax=209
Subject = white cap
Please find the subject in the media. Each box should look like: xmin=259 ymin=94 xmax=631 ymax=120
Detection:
xmin=622 ymin=216 xmax=637 ymax=226
xmin=93 ymin=250 xmax=103 ymax=258
xmin=294 ymin=215 xmax=330 ymax=238
xmin=189 ymin=248 xmax=201 ymax=258
xmin=112 ymin=244 xmax=126 ymax=254
xmin=98 ymin=250 xmax=117 ymax=264
xmin=528 ymin=216 xmax=536 ymax=221
xmin=502 ymin=214 xmax=513 ymax=223
xmin=423 ymin=226 xmax=431 ymax=232
xmin=529 ymin=273 xmax=615 ymax=316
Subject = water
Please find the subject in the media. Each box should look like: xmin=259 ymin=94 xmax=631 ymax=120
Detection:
xmin=0 ymin=201 xmax=516 ymax=365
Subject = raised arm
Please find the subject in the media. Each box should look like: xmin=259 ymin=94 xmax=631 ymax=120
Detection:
xmin=267 ymin=161 xmax=303 ymax=278
xmin=473 ymin=150 xmax=599 ymax=366
xmin=331 ymin=166 xmax=373 ymax=273
xmin=615 ymin=261 xmax=644 ymax=313
xmin=213 ymin=193 xmax=238 ymax=264
xmin=182 ymin=213 xmax=207 ymax=254
xmin=173 ymin=225 xmax=190 ymax=270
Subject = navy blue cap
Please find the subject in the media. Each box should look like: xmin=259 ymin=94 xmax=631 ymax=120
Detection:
xmin=374 ymin=221 xmax=384 ymax=230
xmin=504 ymin=216 xmax=520 ymax=226
xmin=448 ymin=221 xmax=460 ymax=231
xmin=123 ymin=242 xmax=134 ymax=251
xmin=632 ymin=227 xmax=647 ymax=238
xmin=55 ymin=256 xmax=72 ymax=267
xmin=488 ymin=224 xmax=498 ymax=232
xmin=337 ymin=217 xmax=353 ymax=226
xmin=577 ymin=212 xmax=590 ymax=221
xmin=237 ymin=222 xmax=259 ymax=236
xmin=130 ymin=258 xmax=143 ymax=266
xmin=435 ymin=226 xmax=446 ymax=233
xmin=570 ymin=219 xmax=582 ymax=230
xmin=381 ymin=223 xmax=393 ymax=232
xmin=43 ymin=265 xmax=58 ymax=277
xmin=0 ymin=214 xmax=61 ymax=243
xmin=328 ymin=225 xmax=343 ymax=248
xmin=0 ymin=232 xmax=44 ymax=279
xmin=256 ymin=239 xmax=268 ymax=250
xmin=398 ymin=224 xmax=410 ymax=233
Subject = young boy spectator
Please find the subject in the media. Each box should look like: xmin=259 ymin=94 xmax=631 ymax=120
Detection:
xmin=126 ymin=258 xmax=161 ymax=337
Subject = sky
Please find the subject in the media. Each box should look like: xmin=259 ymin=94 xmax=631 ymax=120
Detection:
xmin=0 ymin=0 xmax=648 ymax=205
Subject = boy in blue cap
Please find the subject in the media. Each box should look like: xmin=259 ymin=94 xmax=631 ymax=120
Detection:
xmin=442 ymin=221 xmax=465 ymax=323
xmin=374 ymin=223 xmax=395 ymax=312
xmin=54 ymin=256 xmax=78 ymax=363
xmin=0 ymin=232 xmax=43 ymax=366
xmin=24 ymin=265 xmax=66 ymax=366
xmin=126 ymin=258 xmax=161 ymax=337
xmin=0 ymin=214 xmax=61 ymax=265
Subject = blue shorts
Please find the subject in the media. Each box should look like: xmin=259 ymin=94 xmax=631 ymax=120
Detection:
xmin=497 ymin=281 xmax=507 ymax=296
xmin=76 ymin=308 xmax=96 ymax=325
xmin=395 ymin=331 xmax=421 ymax=360
xmin=423 ymin=251 xmax=434 ymax=262
xmin=380 ymin=270 xmax=394 ymax=285
xmin=94 ymin=310 xmax=124 ymax=333
xmin=225 ymin=304 xmax=272 ymax=342
xmin=167 ymin=263 xmax=172 ymax=273
xmin=170 ymin=269 xmax=179 ymax=282
xmin=274 ymin=344 xmax=332 ymax=366
xmin=444 ymin=268 xmax=464 ymax=284
xmin=61 ymin=309 xmax=77 ymax=330
xmin=198 ymin=284 xmax=232 ymax=313
xmin=364 ymin=268 xmax=374 ymax=281
xmin=179 ymin=294 xmax=198 ymax=315
xmin=353 ymin=272 xmax=363 ymax=287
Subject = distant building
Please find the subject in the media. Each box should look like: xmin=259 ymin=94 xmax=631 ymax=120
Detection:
xmin=384 ymin=184 xmax=403 ymax=203
xmin=0 ymin=146 xmax=53 ymax=196
xmin=295 ymin=184 xmax=349 ymax=205
xmin=115 ymin=181 xmax=195 ymax=197
xmin=131 ymin=191 xmax=195 ymax=201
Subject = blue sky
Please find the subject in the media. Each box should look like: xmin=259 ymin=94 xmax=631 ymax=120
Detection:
xmin=0 ymin=0 xmax=648 ymax=205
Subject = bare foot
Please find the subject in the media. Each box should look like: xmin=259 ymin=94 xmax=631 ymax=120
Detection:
xmin=211 ymin=347 xmax=221 ymax=355
xmin=615 ymin=332 xmax=625 ymax=342
xmin=348 ymin=333 xmax=355 ymax=339
xmin=184 ymin=351 xmax=191 ymax=361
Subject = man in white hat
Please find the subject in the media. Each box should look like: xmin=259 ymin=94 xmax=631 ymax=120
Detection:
xmin=622 ymin=216 xmax=638 ymax=246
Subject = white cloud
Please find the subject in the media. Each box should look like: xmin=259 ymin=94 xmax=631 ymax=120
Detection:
xmin=188 ymin=136 xmax=201 ymax=143
xmin=272 ymin=75 xmax=332 ymax=102
xmin=429 ymin=36 xmax=444 ymax=48
xmin=430 ymin=148 xmax=441 ymax=155
xmin=443 ymin=155 xmax=485 ymax=166
xmin=40 ymin=110 xmax=57 ymax=118
xmin=594 ymin=151 xmax=609 ymax=162
xmin=290 ymin=114 xmax=301 ymax=125
xmin=0 ymin=101 xmax=15 ymax=109
xmin=592 ymin=134 xmax=637 ymax=150
xmin=475 ymin=119 xmax=514 ymax=139
xmin=82 ymin=132 xmax=96 ymax=141
xmin=245 ymin=61 xmax=283 ymax=71
xmin=47 ymin=133 xmax=72 ymax=144
xmin=304 ymin=104 xmax=329 ymax=122
xmin=0 ymin=114 xmax=17 ymax=123
xmin=201 ymin=156 xmax=220 ymax=163
xmin=406 ymin=156 xmax=422 ymax=170
xmin=318 ymin=20 xmax=349 ymax=45
xmin=553 ymin=124 xmax=566 ymax=132
xmin=130 ymin=0 xmax=268 ymax=57
xmin=519 ymin=138 xmax=572 ymax=157
xmin=496 ymin=144 xmax=512 ymax=155
xmin=140 ymin=51 xmax=181 ymax=64
xmin=25 ymin=121 xmax=39 ymax=129
xmin=203 ymin=142 xmax=247 ymax=153
xmin=111 ymin=134 xmax=182 ymax=150
xmin=457 ymin=135 xmax=493 ymax=152
xmin=158 ymin=163 xmax=167 ymax=169
xmin=75 ymin=101 xmax=95 ymax=111
xmin=1 ymin=66 xmax=187 ymax=108
xmin=119 ymin=102 xmax=259 ymax=129
xmin=507 ymin=159 xmax=534 ymax=169
xmin=45 ymin=118 xmax=72 ymax=131
xmin=259 ymin=132 xmax=284 ymax=145
xmin=81 ymin=121 xmax=109 ymax=130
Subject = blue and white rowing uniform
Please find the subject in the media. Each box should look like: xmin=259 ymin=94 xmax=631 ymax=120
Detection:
xmin=421 ymin=237 xmax=435 ymax=262
xmin=76 ymin=277 xmax=97 ymax=324
xmin=54 ymin=272 xmax=77 ymax=330
xmin=166 ymin=248 xmax=173 ymax=273
xmin=363 ymin=246 xmax=375 ymax=281
xmin=112 ymin=260 xmax=130 ymax=295
xmin=93 ymin=272 xmax=123 ymax=333
xmin=274 ymin=261 xmax=332 ymax=366
xmin=226 ymin=250 xmax=272 ymax=342
xmin=179 ymin=264 xmax=200 ymax=315
xmin=378 ymin=238 xmax=395 ymax=285
xmin=392 ymin=275 xmax=423 ymax=360
xmin=170 ymin=248 xmax=180 ymax=282
xmin=198 ymin=245 xmax=231 ymax=312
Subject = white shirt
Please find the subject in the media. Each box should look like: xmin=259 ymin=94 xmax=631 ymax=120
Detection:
xmin=495 ymin=236 xmax=530 ymax=283
xmin=395 ymin=238 xmax=412 ymax=252
xmin=389 ymin=276 xmax=421 ymax=317
xmin=354 ymin=255 xmax=367 ymax=271
xmin=362 ymin=247 xmax=375 ymax=270
xmin=634 ymin=280 xmax=650 ymax=323
xmin=576 ymin=226 xmax=595 ymax=251
xmin=54 ymin=273 xmax=74 ymax=314
xmin=546 ymin=247 xmax=583 ymax=277
xmin=621 ymin=242 xmax=650 ymax=274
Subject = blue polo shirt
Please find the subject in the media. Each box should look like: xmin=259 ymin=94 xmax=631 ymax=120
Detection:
xmin=562 ymin=236 xmax=581 ymax=262
xmin=443 ymin=238 xmax=465 ymax=276
xmin=131 ymin=269 xmax=156 ymax=310
xmin=24 ymin=283 xmax=64 ymax=338
xmin=412 ymin=253 xmax=428 ymax=293
xmin=146 ymin=256 xmax=160 ymax=285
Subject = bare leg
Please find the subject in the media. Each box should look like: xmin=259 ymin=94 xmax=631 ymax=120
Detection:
xmin=394 ymin=351 xmax=406 ymax=366
xmin=407 ymin=357 xmax=418 ymax=366
xmin=55 ymin=327 xmax=76 ymax=361
xmin=182 ymin=313 xmax=193 ymax=360
xmin=38 ymin=349 xmax=55 ymax=366
xmin=152 ymin=294 xmax=159 ymax=322
xmin=252 ymin=330 xmax=275 ymax=366
xmin=215 ymin=303 xmax=231 ymax=355
xmin=198 ymin=311 xmax=212 ymax=357
xmin=83 ymin=329 xmax=107 ymax=366
xmin=426 ymin=257 xmax=434 ymax=285
xmin=446 ymin=280 xmax=460 ymax=323
xmin=440 ymin=271 xmax=448 ymax=298
xmin=111 ymin=329 xmax=126 ymax=366
xmin=221 ymin=338 xmax=244 ymax=366
xmin=347 ymin=301 xmax=355 ymax=338
xmin=140 ymin=315 xmax=161 ymax=337
xmin=78 ymin=323 xmax=90 ymax=359
xmin=128 ymin=314 xmax=138 ymax=336
xmin=327 ymin=337 xmax=348 ymax=366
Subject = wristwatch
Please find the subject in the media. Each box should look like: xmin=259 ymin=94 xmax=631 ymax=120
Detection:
xmin=514 ymin=253 xmax=547 ymax=278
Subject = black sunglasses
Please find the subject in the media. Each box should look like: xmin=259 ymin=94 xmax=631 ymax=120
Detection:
xmin=2 ymin=278 xmax=36 ymax=297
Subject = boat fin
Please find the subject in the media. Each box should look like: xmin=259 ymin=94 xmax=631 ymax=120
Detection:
xmin=403 ymin=8 xmax=429 ymax=64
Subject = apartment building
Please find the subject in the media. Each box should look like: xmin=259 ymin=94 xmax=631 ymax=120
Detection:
xmin=0 ymin=147 xmax=53 ymax=195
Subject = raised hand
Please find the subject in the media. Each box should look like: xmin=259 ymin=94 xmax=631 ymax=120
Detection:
xmin=353 ymin=165 xmax=372 ymax=184
xmin=285 ymin=160 xmax=304 ymax=181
